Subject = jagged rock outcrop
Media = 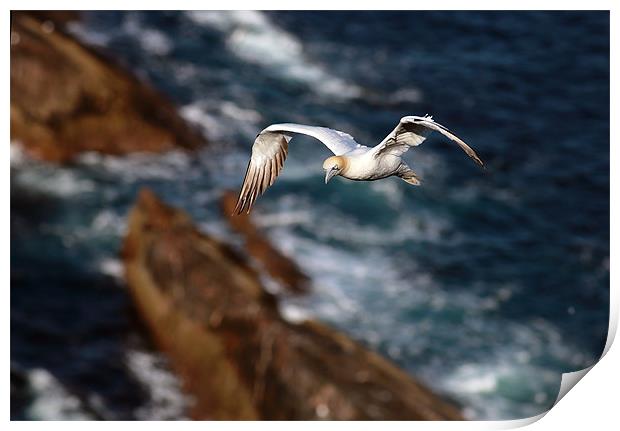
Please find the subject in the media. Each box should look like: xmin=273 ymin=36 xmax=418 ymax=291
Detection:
xmin=10 ymin=12 xmax=205 ymax=163
xmin=220 ymin=190 xmax=310 ymax=294
xmin=122 ymin=189 xmax=463 ymax=420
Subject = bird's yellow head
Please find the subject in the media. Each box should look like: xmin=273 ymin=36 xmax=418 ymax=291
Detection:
xmin=322 ymin=156 xmax=346 ymax=184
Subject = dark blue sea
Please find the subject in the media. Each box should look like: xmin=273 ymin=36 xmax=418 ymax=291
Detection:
xmin=11 ymin=11 xmax=609 ymax=420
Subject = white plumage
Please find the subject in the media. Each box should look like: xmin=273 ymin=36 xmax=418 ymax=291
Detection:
xmin=234 ymin=115 xmax=484 ymax=214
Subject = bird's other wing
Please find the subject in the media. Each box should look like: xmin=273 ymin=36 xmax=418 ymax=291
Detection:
xmin=264 ymin=123 xmax=360 ymax=155
xmin=372 ymin=115 xmax=484 ymax=167
xmin=234 ymin=123 xmax=360 ymax=214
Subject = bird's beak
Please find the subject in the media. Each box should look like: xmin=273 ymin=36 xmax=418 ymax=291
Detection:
xmin=325 ymin=168 xmax=338 ymax=184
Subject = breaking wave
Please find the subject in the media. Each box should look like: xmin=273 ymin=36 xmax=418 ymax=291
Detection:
xmin=23 ymin=369 xmax=94 ymax=421
xmin=126 ymin=349 xmax=193 ymax=420
xmin=186 ymin=11 xmax=362 ymax=99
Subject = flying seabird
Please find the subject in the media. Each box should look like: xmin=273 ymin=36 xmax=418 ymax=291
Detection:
xmin=234 ymin=115 xmax=484 ymax=214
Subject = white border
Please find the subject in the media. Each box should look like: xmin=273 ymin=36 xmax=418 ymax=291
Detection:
xmin=5 ymin=2 xmax=617 ymax=429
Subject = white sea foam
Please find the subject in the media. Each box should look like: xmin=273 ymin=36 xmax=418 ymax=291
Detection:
xmin=186 ymin=11 xmax=361 ymax=99
xmin=368 ymin=180 xmax=404 ymax=208
xmin=77 ymin=151 xmax=194 ymax=182
xmin=438 ymin=354 xmax=563 ymax=419
xmin=25 ymin=369 xmax=93 ymax=420
xmin=13 ymin=164 xmax=96 ymax=198
xmin=122 ymin=14 xmax=174 ymax=56
xmin=173 ymin=62 xmax=201 ymax=85
xmin=279 ymin=303 xmax=311 ymax=324
xmin=70 ymin=13 xmax=173 ymax=55
xmin=220 ymin=101 xmax=262 ymax=123
xmin=66 ymin=21 xmax=112 ymax=47
xmin=272 ymin=231 xmax=413 ymax=323
xmin=143 ymin=29 xmax=173 ymax=56
xmin=445 ymin=363 xmax=500 ymax=393
xmin=181 ymin=100 xmax=262 ymax=142
xmin=137 ymin=28 xmax=173 ymax=56
xmin=181 ymin=103 xmax=226 ymax=140
xmin=126 ymin=349 xmax=193 ymax=420
xmin=98 ymin=257 xmax=124 ymax=280
xmin=253 ymin=211 xmax=313 ymax=228
xmin=91 ymin=209 xmax=126 ymax=237
xmin=254 ymin=193 xmax=454 ymax=247
xmin=10 ymin=141 xmax=27 ymax=167
xmin=389 ymin=87 xmax=424 ymax=104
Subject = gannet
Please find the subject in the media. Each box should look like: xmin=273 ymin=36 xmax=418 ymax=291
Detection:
xmin=234 ymin=115 xmax=484 ymax=214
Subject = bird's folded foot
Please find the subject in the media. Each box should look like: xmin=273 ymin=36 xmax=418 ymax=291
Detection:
xmin=397 ymin=166 xmax=422 ymax=186
xmin=401 ymin=174 xmax=421 ymax=186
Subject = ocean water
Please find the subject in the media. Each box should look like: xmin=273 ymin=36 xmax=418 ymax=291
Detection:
xmin=10 ymin=11 xmax=609 ymax=420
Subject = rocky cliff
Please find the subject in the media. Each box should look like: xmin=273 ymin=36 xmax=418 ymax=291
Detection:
xmin=10 ymin=12 xmax=205 ymax=163
xmin=220 ymin=191 xmax=310 ymax=294
xmin=122 ymin=189 xmax=463 ymax=420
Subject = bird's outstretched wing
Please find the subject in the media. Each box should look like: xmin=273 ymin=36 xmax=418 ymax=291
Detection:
xmin=372 ymin=115 xmax=484 ymax=167
xmin=234 ymin=123 xmax=360 ymax=214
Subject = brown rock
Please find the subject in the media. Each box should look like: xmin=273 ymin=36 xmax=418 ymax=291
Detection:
xmin=16 ymin=10 xmax=81 ymax=28
xmin=123 ymin=188 xmax=463 ymax=420
xmin=220 ymin=190 xmax=310 ymax=294
xmin=10 ymin=12 xmax=206 ymax=163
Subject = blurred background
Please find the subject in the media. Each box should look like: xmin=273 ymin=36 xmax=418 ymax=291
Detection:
xmin=11 ymin=11 xmax=609 ymax=420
